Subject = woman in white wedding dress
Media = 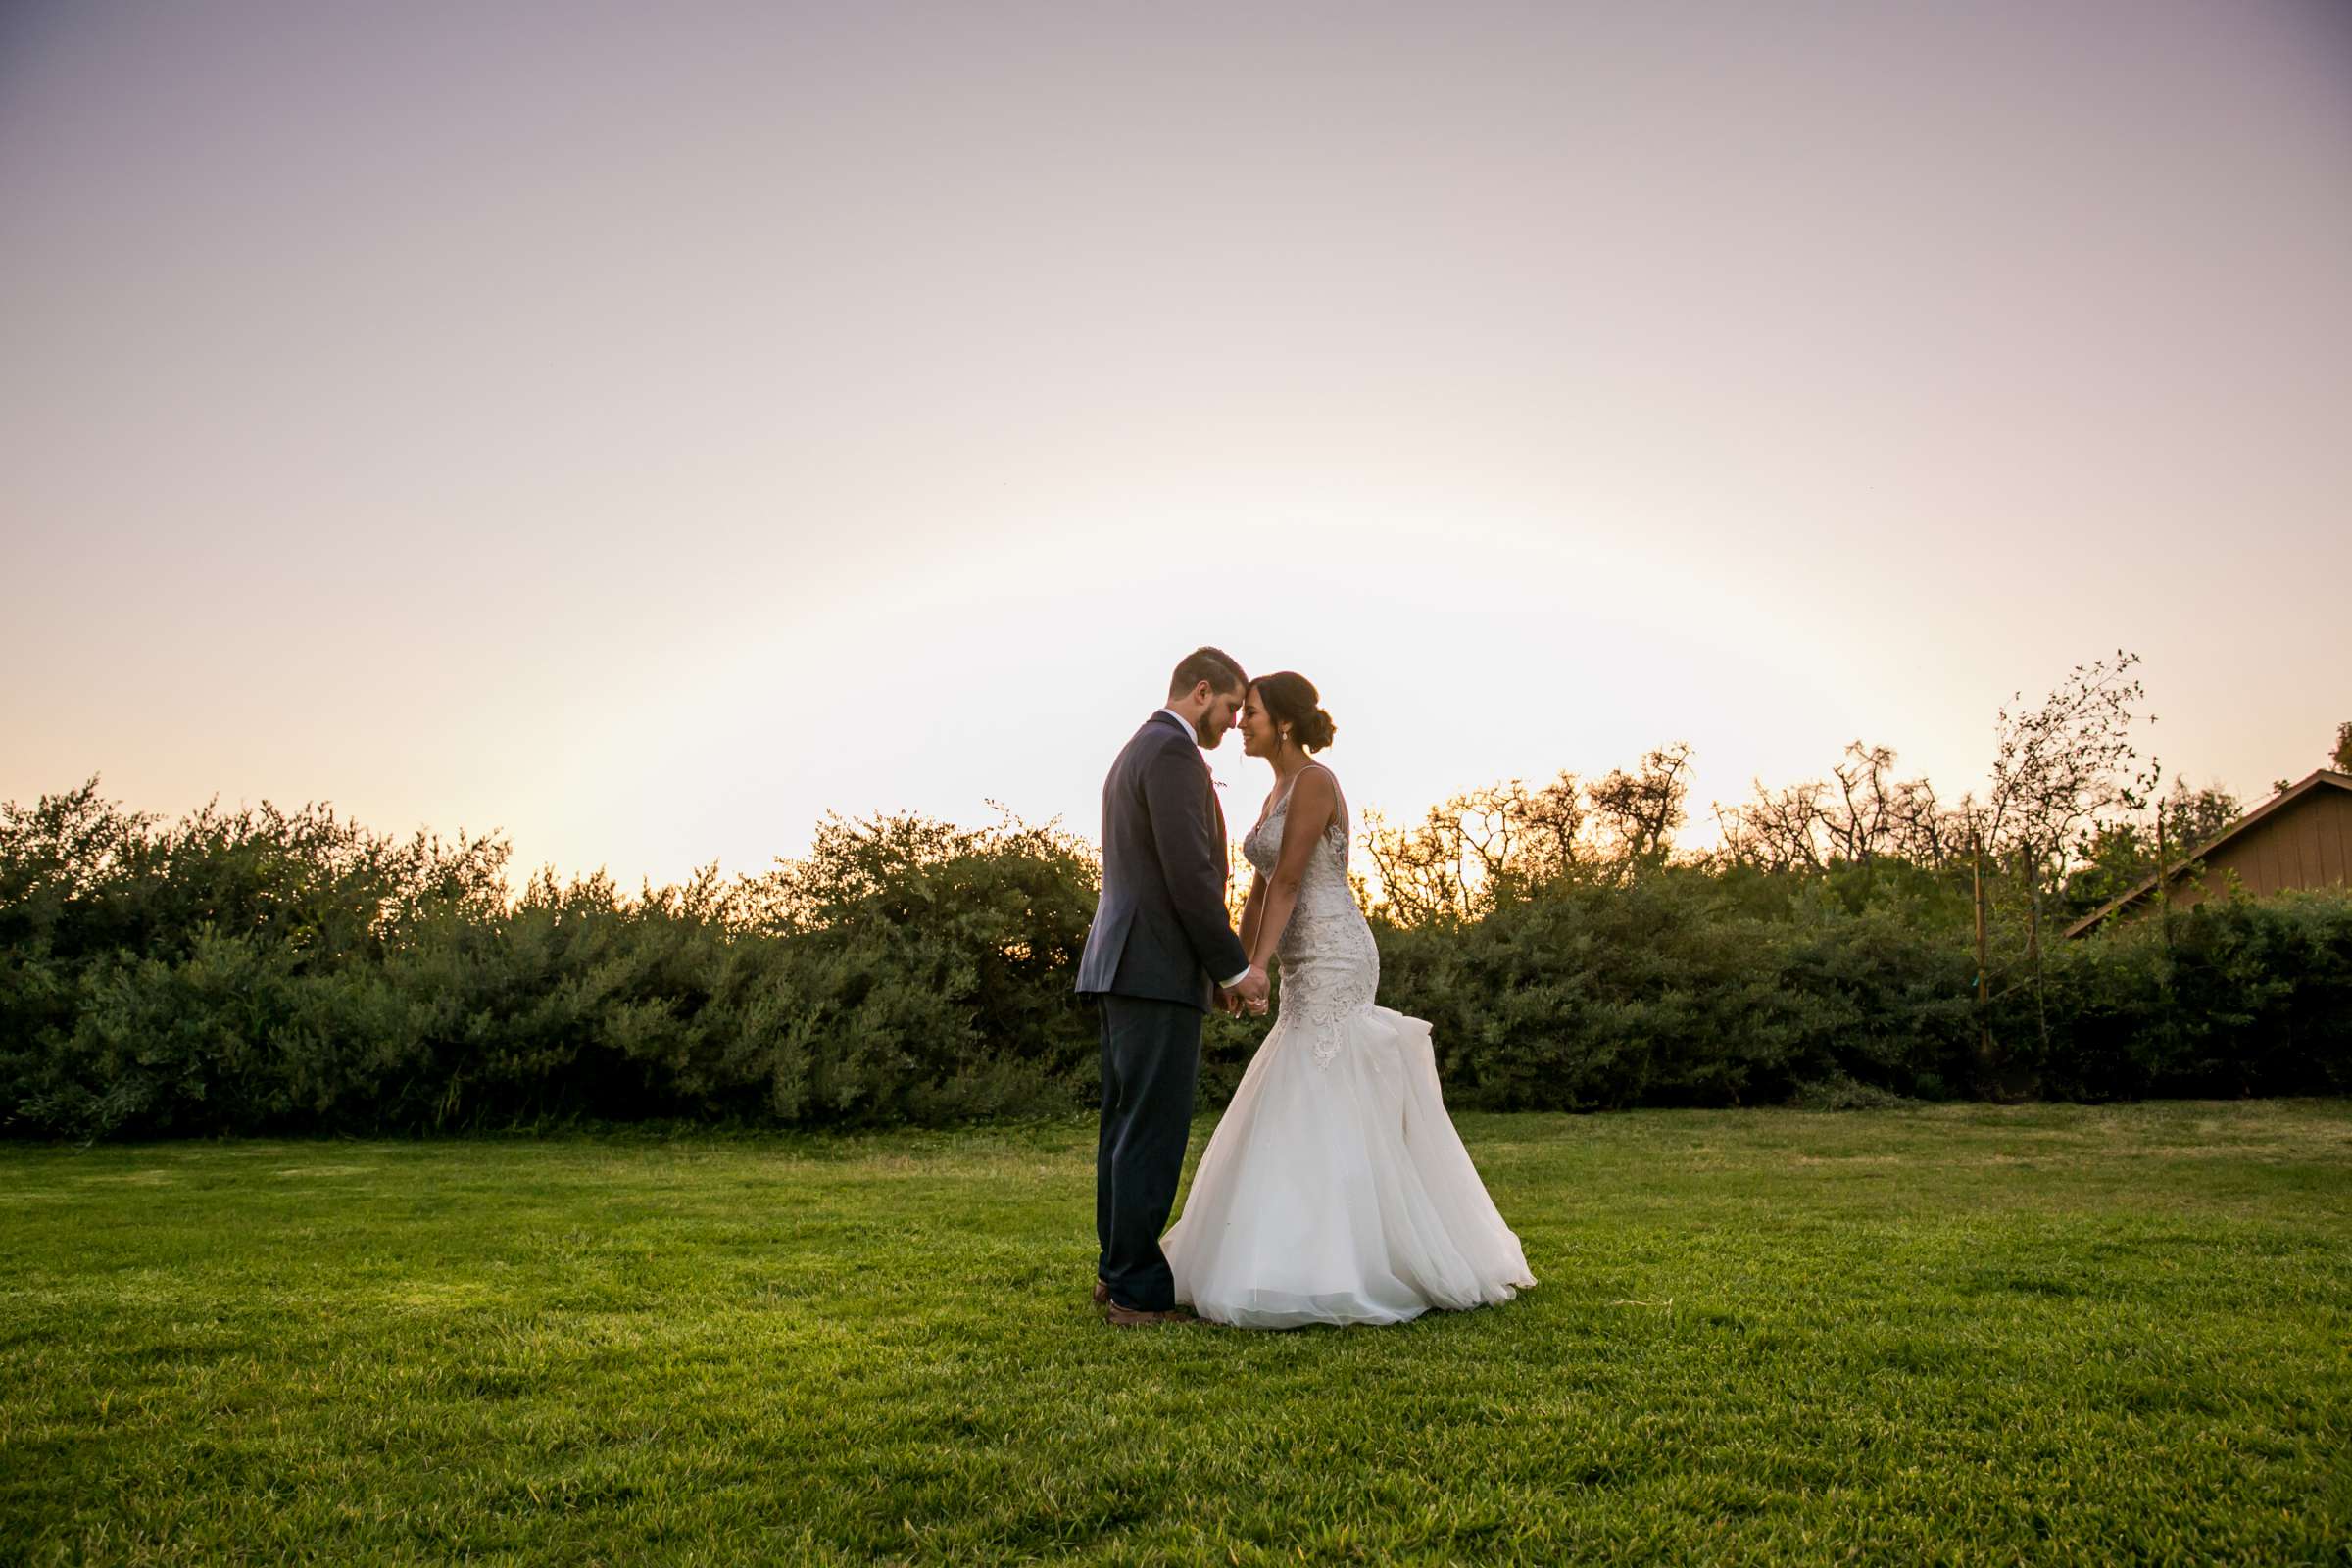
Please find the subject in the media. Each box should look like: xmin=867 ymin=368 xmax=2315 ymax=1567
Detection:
xmin=1161 ymin=672 xmax=1536 ymax=1329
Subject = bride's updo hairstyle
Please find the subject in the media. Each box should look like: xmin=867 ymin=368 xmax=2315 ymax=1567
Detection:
xmin=1253 ymin=671 xmax=1337 ymax=753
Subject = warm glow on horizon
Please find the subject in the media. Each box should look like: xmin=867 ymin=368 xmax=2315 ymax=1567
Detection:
xmin=5 ymin=1 xmax=2347 ymax=891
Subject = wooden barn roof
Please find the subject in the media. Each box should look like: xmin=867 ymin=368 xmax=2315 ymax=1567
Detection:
xmin=2064 ymin=768 xmax=2352 ymax=938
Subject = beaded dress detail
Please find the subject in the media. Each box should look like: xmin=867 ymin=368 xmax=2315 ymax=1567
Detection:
xmin=1162 ymin=763 xmax=1537 ymax=1329
xmin=1241 ymin=766 xmax=1376 ymax=1067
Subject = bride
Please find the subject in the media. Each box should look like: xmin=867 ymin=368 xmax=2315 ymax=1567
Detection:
xmin=1161 ymin=671 xmax=1536 ymax=1328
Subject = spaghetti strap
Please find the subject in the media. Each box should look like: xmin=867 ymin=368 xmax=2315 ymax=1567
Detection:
xmin=1258 ymin=762 xmax=1348 ymax=846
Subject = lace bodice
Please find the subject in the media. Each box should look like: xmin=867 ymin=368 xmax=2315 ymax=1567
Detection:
xmin=1242 ymin=764 xmax=1380 ymax=1065
xmin=1241 ymin=764 xmax=1356 ymax=911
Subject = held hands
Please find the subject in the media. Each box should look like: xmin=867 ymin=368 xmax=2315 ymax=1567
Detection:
xmin=1215 ymin=966 xmax=1270 ymax=1018
xmin=1233 ymin=964 xmax=1270 ymax=1017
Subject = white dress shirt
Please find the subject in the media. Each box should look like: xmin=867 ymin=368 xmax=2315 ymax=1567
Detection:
xmin=1155 ymin=707 xmax=1253 ymax=990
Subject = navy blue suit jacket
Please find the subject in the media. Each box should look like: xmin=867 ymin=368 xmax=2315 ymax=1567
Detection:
xmin=1075 ymin=712 xmax=1250 ymax=1012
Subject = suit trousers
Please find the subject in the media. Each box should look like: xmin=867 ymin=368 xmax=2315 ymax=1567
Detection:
xmin=1095 ymin=993 xmax=1203 ymax=1312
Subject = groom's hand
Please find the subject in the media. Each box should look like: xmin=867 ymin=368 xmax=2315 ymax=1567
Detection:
xmin=1235 ymin=965 xmax=1270 ymax=1011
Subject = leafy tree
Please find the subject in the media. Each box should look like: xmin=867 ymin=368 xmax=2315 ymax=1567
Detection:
xmin=2063 ymin=780 xmax=2241 ymax=918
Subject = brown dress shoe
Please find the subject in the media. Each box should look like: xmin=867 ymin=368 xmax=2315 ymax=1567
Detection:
xmin=1103 ymin=1300 xmax=1191 ymax=1328
xmin=1093 ymin=1278 xmax=1111 ymax=1305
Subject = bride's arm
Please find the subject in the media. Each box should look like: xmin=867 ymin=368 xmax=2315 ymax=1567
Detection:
xmin=1248 ymin=769 xmax=1338 ymax=972
xmin=1238 ymin=871 xmax=1268 ymax=958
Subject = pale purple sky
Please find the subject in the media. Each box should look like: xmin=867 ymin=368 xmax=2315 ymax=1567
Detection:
xmin=5 ymin=1 xmax=2348 ymax=887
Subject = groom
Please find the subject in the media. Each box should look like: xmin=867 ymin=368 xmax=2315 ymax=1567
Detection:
xmin=1076 ymin=647 xmax=1270 ymax=1327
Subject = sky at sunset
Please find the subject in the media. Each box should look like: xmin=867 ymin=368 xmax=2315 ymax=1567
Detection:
xmin=5 ymin=1 xmax=2348 ymax=890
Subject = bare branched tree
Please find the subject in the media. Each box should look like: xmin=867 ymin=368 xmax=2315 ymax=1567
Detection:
xmin=1587 ymin=743 xmax=1691 ymax=868
xmin=1359 ymin=799 xmax=1474 ymax=927
xmin=1360 ymin=773 xmax=1584 ymax=926
xmin=1715 ymin=742 xmax=1955 ymax=874
xmin=1966 ymin=652 xmax=2148 ymax=886
xmin=1956 ymin=650 xmax=2151 ymax=1077
xmin=1362 ymin=754 xmax=1686 ymax=924
xmin=1716 ymin=779 xmax=1828 ymax=873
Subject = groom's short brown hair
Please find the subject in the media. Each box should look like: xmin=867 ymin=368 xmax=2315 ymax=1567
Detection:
xmin=1168 ymin=646 xmax=1248 ymax=700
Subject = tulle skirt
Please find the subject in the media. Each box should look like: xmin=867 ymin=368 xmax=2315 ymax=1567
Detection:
xmin=1162 ymin=1004 xmax=1536 ymax=1329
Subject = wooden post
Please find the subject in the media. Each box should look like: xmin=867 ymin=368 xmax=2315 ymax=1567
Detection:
xmin=2027 ymin=845 xmax=2049 ymax=1057
xmin=2153 ymin=796 xmax=2171 ymax=950
xmin=1972 ymin=829 xmax=1994 ymax=1077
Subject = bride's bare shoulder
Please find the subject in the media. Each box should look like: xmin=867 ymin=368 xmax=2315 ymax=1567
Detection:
xmin=1289 ymin=763 xmax=1339 ymax=817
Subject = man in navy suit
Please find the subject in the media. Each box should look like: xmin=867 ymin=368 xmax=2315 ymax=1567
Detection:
xmin=1076 ymin=646 xmax=1270 ymax=1326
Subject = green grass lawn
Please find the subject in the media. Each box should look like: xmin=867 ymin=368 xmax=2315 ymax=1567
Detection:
xmin=4 ymin=1102 xmax=2348 ymax=1565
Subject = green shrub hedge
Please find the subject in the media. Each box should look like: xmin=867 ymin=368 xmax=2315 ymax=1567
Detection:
xmin=4 ymin=782 xmax=2345 ymax=1139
